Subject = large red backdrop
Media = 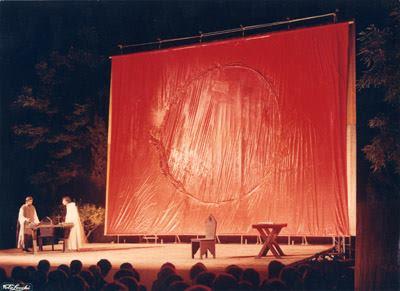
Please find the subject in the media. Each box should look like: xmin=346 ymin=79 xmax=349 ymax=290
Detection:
xmin=106 ymin=23 xmax=352 ymax=236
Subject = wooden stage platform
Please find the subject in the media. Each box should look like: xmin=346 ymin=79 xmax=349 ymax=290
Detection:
xmin=0 ymin=243 xmax=333 ymax=287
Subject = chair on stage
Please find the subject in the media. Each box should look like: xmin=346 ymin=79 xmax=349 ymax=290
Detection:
xmin=191 ymin=214 xmax=217 ymax=259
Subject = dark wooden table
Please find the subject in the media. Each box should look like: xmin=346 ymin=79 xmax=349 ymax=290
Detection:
xmin=252 ymin=223 xmax=287 ymax=258
xmin=28 ymin=223 xmax=74 ymax=254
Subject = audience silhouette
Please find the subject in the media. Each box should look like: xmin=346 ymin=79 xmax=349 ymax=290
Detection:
xmin=0 ymin=256 xmax=354 ymax=290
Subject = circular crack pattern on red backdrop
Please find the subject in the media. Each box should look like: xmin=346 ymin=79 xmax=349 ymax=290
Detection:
xmin=154 ymin=64 xmax=282 ymax=203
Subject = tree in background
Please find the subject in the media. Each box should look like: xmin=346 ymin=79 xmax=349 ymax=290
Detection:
xmin=358 ymin=6 xmax=400 ymax=187
xmin=356 ymin=3 xmax=400 ymax=290
xmin=51 ymin=202 xmax=105 ymax=241
xmin=78 ymin=203 xmax=105 ymax=240
xmin=11 ymin=27 xmax=109 ymax=201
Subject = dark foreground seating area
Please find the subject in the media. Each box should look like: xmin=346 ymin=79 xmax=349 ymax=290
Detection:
xmin=0 ymin=256 xmax=354 ymax=291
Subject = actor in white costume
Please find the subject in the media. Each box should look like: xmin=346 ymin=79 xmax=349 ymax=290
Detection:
xmin=17 ymin=196 xmax=40 ymax=251
xmin=62 ymin=196 xmax=86 ymax=251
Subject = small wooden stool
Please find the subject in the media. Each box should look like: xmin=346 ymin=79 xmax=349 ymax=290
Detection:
xmin=191 ymin=215 xmax=217 ymax=259
xmin=191 ymin=239 xmax=216 ymax=259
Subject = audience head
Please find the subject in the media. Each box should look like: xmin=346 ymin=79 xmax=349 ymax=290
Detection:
xmin=114 ymin=269 xmax=134 ymax=281
xmin=242 ymin=268 xmax=260 ymax=288
xmin=58 ymin=264 xmax=71 ymax=277
xmin=120 ymin=262 xmax=134 ymax=270
xmin=11 ymin=266 xmax=29 ymax=283
xmin=189 ymin=263 xmax=207 ymax=281
xmin=267 ymin=260 xmax=285 ymax=279
xmin=160 ymin=262 xmax=176 ymax=271
xmin=185 ymin=285 xmax=212 ymax=291
xmin=26 ymin=266 xmax=36 ymax=273
xmin=152 ymin=267 xmax=176 ymax=291
xmin=48 ymin=269 xmax=68 ymax=283
xmin=37 ymin=259 xmax=51 ymax=274
xmin=89 ymin=265 xmax=101 ymax=274
xmin=47 ymin=269 xmax=68 ymax=290
xmin=70 ymin=259 xmax=83 ymax=275
xmin=97 ymin=259 xmax=112 ymax=277
xmin=167 ymin=280 xmax=190 ymax=291
xmin=118 ymin=276 xmax=138 ymax=291
xmin=31 ymin=270 xmax=47 ymax=288
xmin=163 ymin=274 xmax=183 ymax=288
xmin=238 ymin=280 xmax=254 ymax=290
xmin=25 ymin=266 xmax=36 ymax=282
xmin=115 ymin=268 xmax=140 ymax=282
xmin=225 ymin=264 xmax=243 ymax=281
xmin=89 ymin=265 xmax=106 ymax=289
xmin=195 ymin=271 xmax=216 ymax=288
xmin=279 ymin=266 xmax=301 ymax=289
xmin=102 ymin=281 xmax=129 ymax=291
xmin=80 ymin=270 xmax=95 ymax=288
xmin=157 ymin=267 xmax=176 ymax=280
xmin=68 ymin=274 xmax=89 ymax=291
xmin=261 ymin=278 xmax=288 ymax=290
xmin=213 ymin=273 xmax=238 ymax=290
xmin=130 ymin=268 xmax=140 ymax=282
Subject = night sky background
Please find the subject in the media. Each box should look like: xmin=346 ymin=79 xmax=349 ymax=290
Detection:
xmin=0 ymin=0 xmax=392 ymax=248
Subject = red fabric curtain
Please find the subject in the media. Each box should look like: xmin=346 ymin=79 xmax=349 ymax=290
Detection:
xmin=106 ymin=23 xmax=351 ymax=236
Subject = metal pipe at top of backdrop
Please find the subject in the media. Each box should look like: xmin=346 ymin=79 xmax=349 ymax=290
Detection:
xmin=113 ymin=11 xmax=339 ymax=55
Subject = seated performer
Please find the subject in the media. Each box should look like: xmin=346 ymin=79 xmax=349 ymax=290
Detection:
xmin=17 ymin=196 xmax=40 ymax=252
xmin=62 ymin=196 xmax=86 ymax=251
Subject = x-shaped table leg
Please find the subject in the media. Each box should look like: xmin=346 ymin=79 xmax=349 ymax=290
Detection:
xmin=255 ymin=226 xmax=285 ymax=258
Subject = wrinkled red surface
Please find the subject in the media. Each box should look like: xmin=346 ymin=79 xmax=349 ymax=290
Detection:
xmin=107 ymin=23 xmax=350 ymax=236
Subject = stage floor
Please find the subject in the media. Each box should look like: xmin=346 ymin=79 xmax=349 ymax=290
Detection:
xmin=0 ymin=243 xmax=333 ymax=287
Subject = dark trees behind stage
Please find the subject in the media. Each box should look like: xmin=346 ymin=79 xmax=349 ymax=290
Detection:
xmin=11 ymin=33 xmax=109 ymax=202
xmin=356 ymin=5 xmax=400 ymax=290
xmin=0 ymin=1 xmax=399 ymax=289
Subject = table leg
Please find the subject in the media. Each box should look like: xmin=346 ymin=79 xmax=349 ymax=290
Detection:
xmin=63 ymin=239 xmax=68 ymax=252
xmin=264 ymin=228 xmax=278 ymax=256
xmin=31 ymin=229 xmax=38 ymax=254
xmin=255 ymin=227 xmax=285 ymax=258
xmin=266 ymin=232 xmax=281 ymax=258
xmin=256 ymin=228 xmax=271 ymax=258
xmin=272 ymin=241 xmax=285 ymax=256
xmin=191 ymin=241 xmax=200 ymax=259
xmin=257 ymin=242 xmax=270 ymax=258
xmin=38 ymin=237 xmax=43 ymax=251
xmin=269 ymin=227 xmax=285 ymax=257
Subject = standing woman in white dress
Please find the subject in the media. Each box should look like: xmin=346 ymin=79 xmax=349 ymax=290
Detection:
xmin=62 ymin=196 xmax=86 ymax=251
